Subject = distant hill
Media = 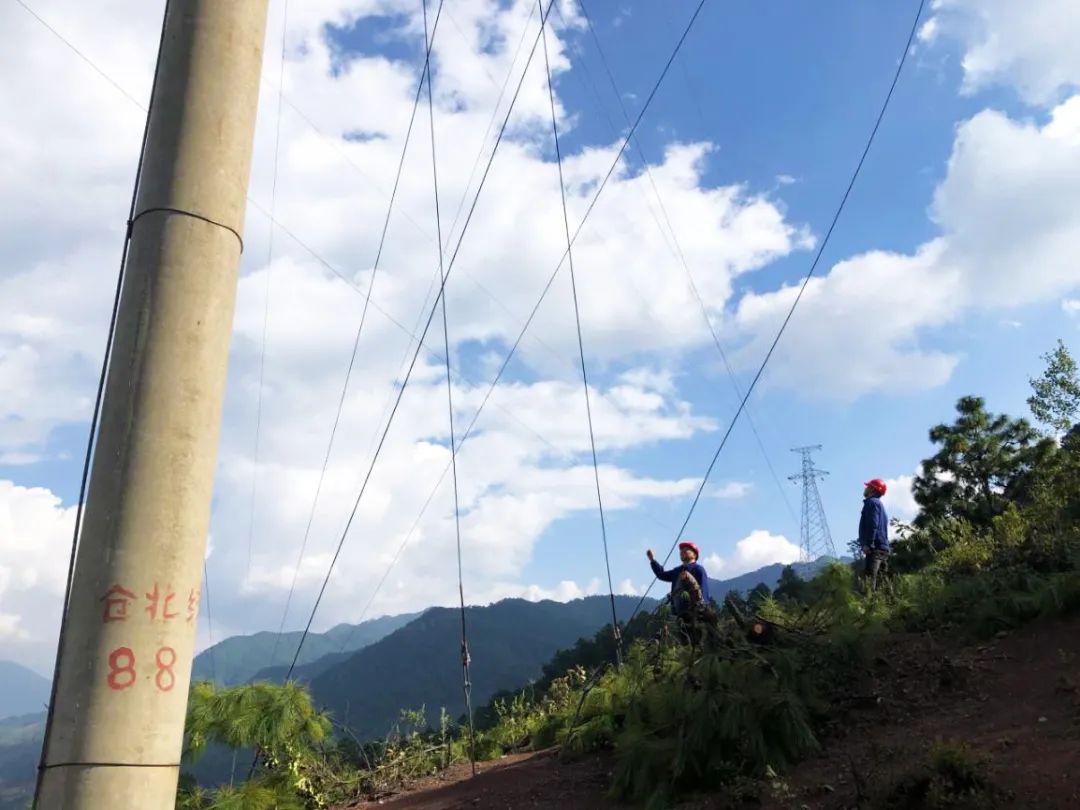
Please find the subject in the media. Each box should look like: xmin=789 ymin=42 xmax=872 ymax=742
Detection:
xmin=0 ymin=713 xmax=44 ymax=810
xmin=706 ymin=557 xmax=839 ymax=598
xmin=282 ymin=561 xmax=839 ymax=741
xmin=250 ymin=646 xmax=355 ymax=685
xmin=191 ymin=612 xmax=419 ymax=686
xmin=308 ymin=595 xmax=653 ymax=740
xmin=0 ymin=662 xmax=50 ymax=721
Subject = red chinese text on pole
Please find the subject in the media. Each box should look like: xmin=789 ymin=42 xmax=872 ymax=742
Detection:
xmin=145 ymin=583 xmax=179 ymax=621
xmin=99 ymin=582 xmax=194 ymax=692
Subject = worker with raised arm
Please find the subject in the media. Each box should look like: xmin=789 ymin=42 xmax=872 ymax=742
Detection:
xmin=646 ymin=541 xmax=710 ymax=616
xmin=860 ymin=478 xmax=890 ymax=591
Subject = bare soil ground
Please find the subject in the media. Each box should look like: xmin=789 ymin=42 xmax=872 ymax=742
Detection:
xmin=761 ymin=615 xmax=1080 ymax=809
xmin=343 ymin=615 xmax=1080 ymax=809
xmin=345 ymin=749 xmax=618 ymax=809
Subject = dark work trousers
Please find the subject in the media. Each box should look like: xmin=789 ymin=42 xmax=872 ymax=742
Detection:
xmin=863 ymin=548 xmax=889 ymax=591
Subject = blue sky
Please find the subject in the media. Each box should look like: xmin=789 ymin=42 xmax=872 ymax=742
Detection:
xmin=2 ymin=0 xmax=1079 ymax=673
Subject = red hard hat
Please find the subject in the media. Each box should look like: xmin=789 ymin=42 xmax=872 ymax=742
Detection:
xmin=864 ymin=478 xmax=887 ymax=495
xmin=678 ymin=541 xmax=700 ymax=559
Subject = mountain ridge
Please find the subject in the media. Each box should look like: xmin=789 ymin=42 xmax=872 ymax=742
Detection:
xmin=306 ymin=595 xmax=654 ymax=740
xmin=0 ymin=661 xmax=50 ymax=722
xmin=706 ymin=556 xmax=838 ymax=598
xmin=191 ymin=611 xmax=420 ymax=685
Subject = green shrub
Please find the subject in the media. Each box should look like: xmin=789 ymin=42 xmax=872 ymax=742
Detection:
xmin=609 ymin=644 xmax=819 ymax=808
xmin=880 ymin=741 xmax=1005 ymax=809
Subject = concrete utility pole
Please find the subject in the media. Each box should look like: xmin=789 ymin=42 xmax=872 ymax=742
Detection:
xmin=35 ymin=2 xmax=269 ymax=807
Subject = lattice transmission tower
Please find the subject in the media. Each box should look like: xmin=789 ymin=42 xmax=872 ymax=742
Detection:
xmin=789 ymin=445 xmax=836 ymax=562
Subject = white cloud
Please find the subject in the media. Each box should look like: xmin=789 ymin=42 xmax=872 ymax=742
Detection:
xmin=921 ymin=0 xmax=1080 ymax=106
xmin=731 ymin=94 xmax=1080 ymax=398
xmin=481 ymin=578 xmax=601 ymax=604
xmin=882 ymin=473 xmax=919 ymax=525
xmin=702 ymin=529 xmax=801 ymax=579
xmin=0 ymin=481 xmax=76 ymax=671
xmin=917 ymin=17 xmax=940 ymax=45
xmin=0 ymin=614 xmax=26 ymax=641
xmin=710 ymin=481 xmax=753 ymax=500
xmin=731 ymin=242 xmax=962 ymax=399
xmin=404 ymin=575 xmax=636 ymax=608
xmin=1064 ymin=299 xmax=1080 ymax=319
xmin=0 ymin=452 xmax=45 ymax=466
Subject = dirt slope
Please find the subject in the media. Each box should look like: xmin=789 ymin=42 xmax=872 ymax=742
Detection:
xmin=342 ymin=615 xmax=1080 ymax=809
xmin=345 ymin=750 xmax=617 ymax=809
xmin=762 ymin=615 xmax=1080 ymax=809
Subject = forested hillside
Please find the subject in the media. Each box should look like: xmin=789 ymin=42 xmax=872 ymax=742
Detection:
xmin=0 ymin=662 xmax=49 ymax=721
xmin=191 ymin=612 xmax=419 ymax=685
xmin=308 ymin=595 xmax=651 ymax=739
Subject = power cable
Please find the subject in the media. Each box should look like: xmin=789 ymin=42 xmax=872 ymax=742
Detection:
xmin=422 ymin=0 xmax=477 ymax=772
xmin=539 ymin=2 xmax=621 ymax=662
xmin=242 ymin=199 xmax=564 ymax=458
xmin=441 ymin=1 xmax=537 ymax=251
xmin=247 ymin=0 xmax=291 ymax=578
xmin=12 ymin=0 xmax=144 ymax=108
xmin=348 ymin=3 xmax=540 ymax=487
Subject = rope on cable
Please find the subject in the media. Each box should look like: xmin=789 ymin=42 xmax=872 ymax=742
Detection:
xmin=247 ymin=0 xmax=291 ymax=580
xmin=283 ymin=0 xmax=561 ymax=681
xmin=539 ymin=1 xmax=621 ymax=663
xmin=320 ymin=0 xmax=714 ymax=649
xmin=269 ymin=0 xmax=446 ymax=670
xmin=627 ymin=0 xmax=927 ymax=624
xmin=31 ymin=0 xmax=172 ymax=801
xmin=572 ymin=0 xmax=799 ymax=531
xmin=422 ymin=0 xmax=478 ymax=776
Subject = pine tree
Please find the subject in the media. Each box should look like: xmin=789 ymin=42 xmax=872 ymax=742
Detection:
xmin=1028 ymin=339 xmax=1080 ymax=435
xmin=913 ymin=396 xmax=1055 ymax=529
xmin=180 ymin=681 xmax=332 ymax=808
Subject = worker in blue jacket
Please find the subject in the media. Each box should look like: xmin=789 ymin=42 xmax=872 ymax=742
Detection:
xmin=859 ymin=478 xmax=890 ymax=591
xmin=646 ymin=541 xmax=710 ymax=616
